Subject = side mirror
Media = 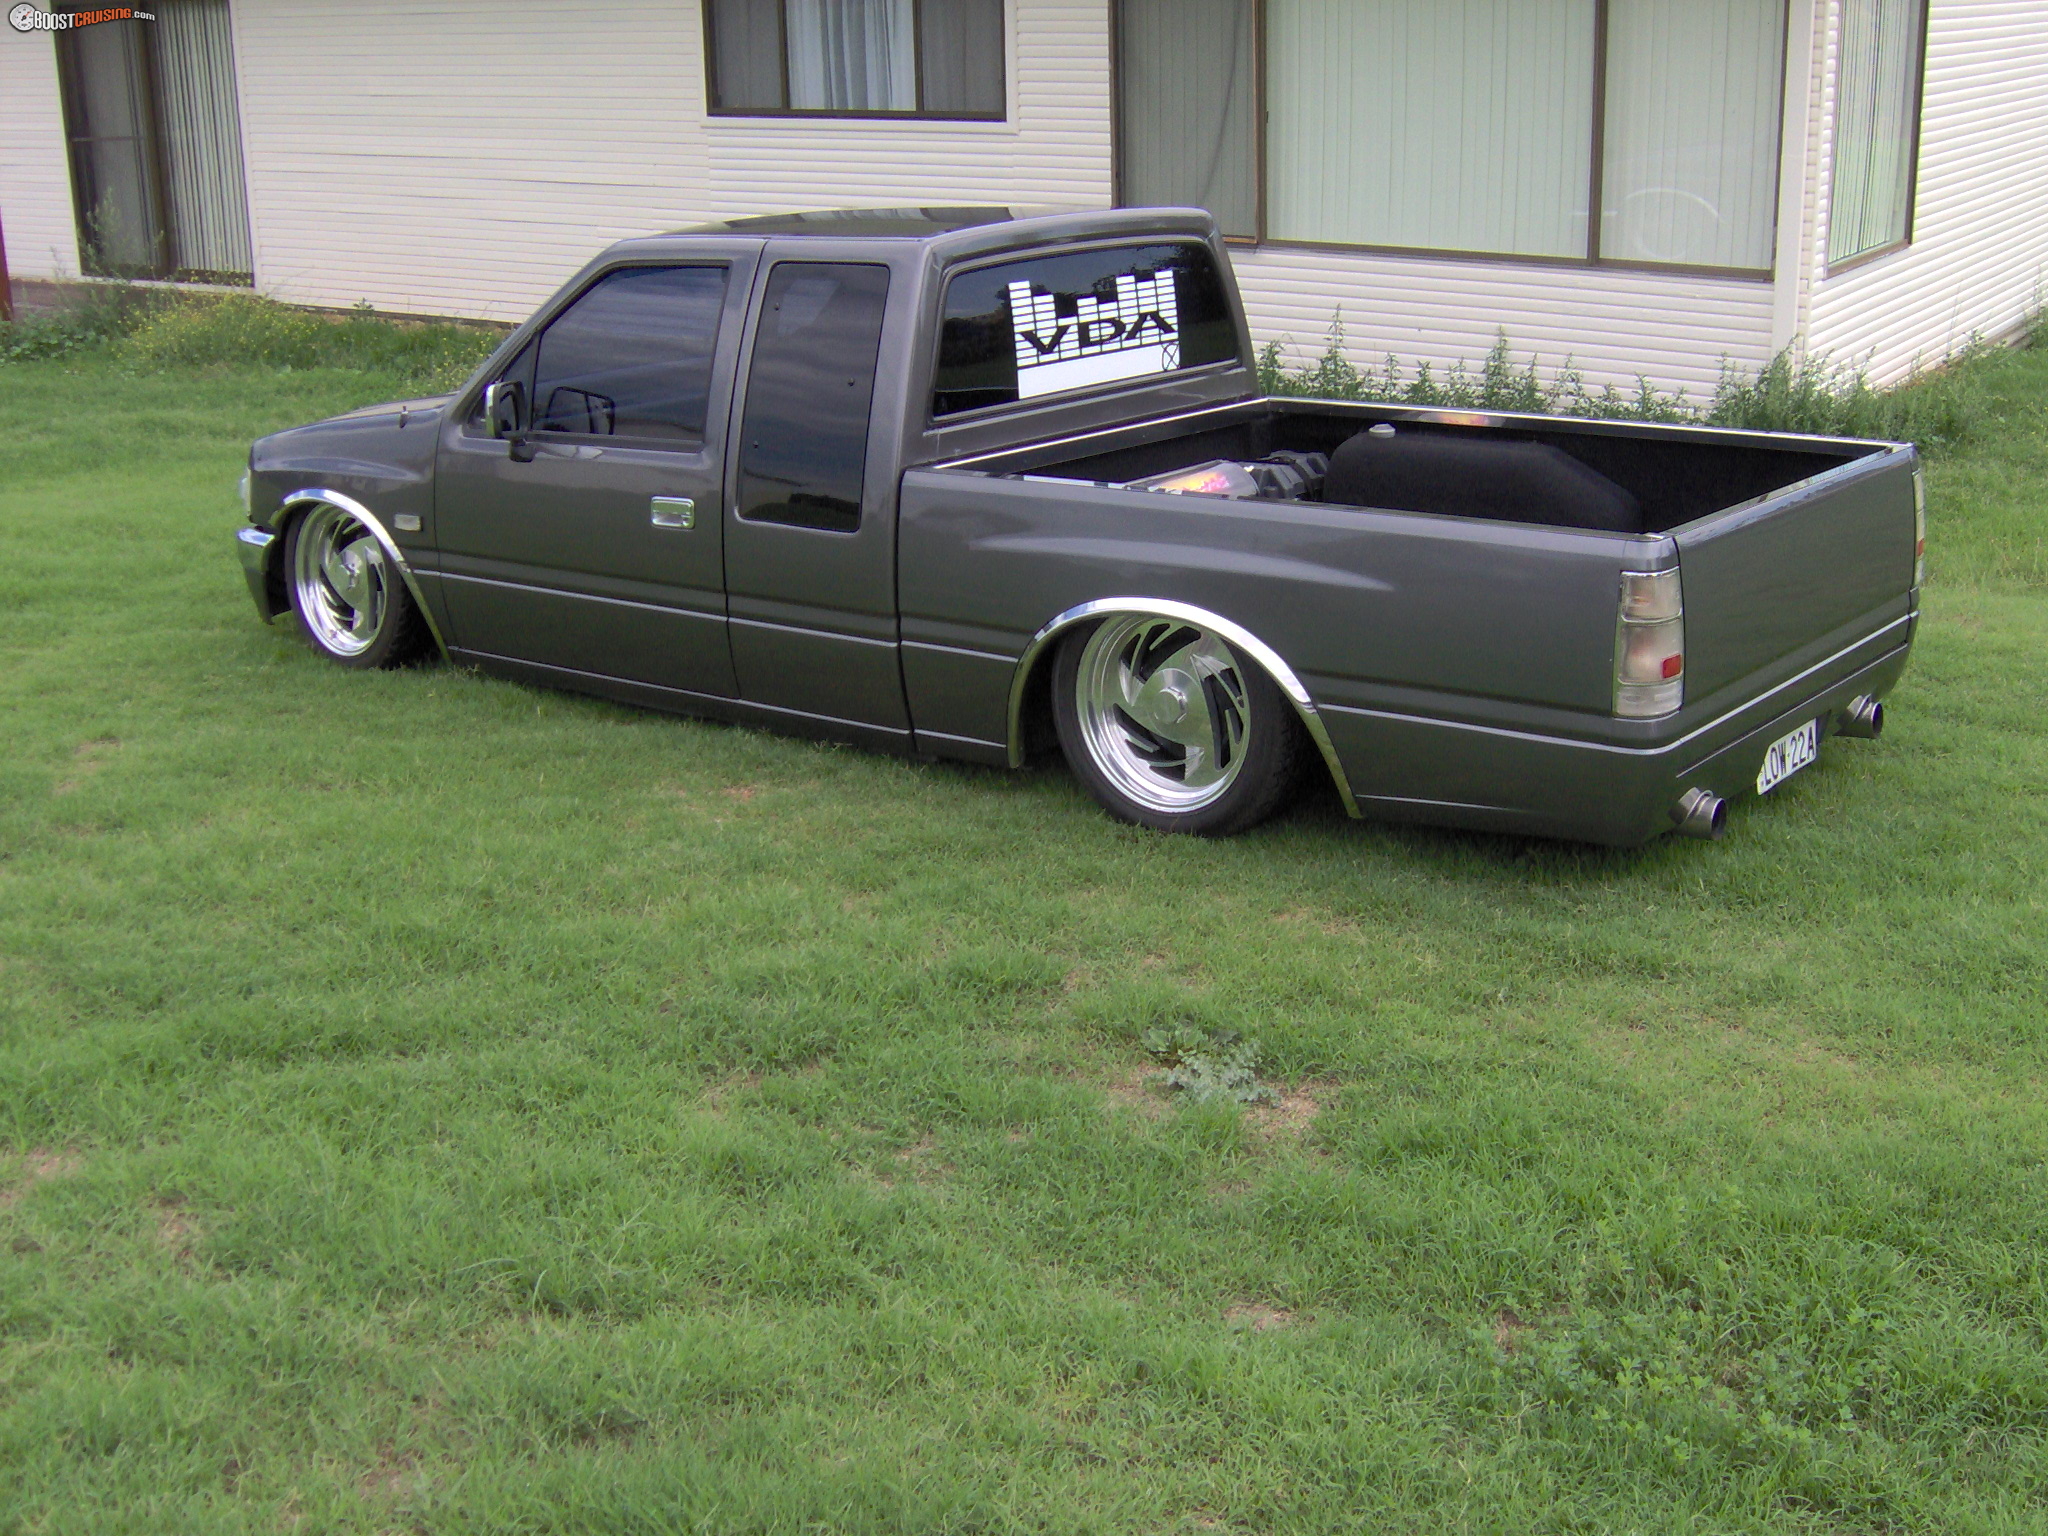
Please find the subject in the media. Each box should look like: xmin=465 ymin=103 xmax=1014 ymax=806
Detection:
xmin=484 ymin=379 xmax=527 ymax=441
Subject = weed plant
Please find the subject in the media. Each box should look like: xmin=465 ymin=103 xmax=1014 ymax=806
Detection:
xmin=0 ymin=284 xmax=502 ymax=391
xmin=1259 ymin=318 xmax=1989 ymax=450
xmin=0 ymin=282 xmax=164 ymax=363
xmin=124 ymin=294 xmax=502 ymax=391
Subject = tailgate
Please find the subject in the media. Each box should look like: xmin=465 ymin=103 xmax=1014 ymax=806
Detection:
xmin=1675 ymin=444 xmax=1919 ymax=710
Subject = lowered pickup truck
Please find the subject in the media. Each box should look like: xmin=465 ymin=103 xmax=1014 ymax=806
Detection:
xmin=235 ymin=206 xmax=1920 ymax=845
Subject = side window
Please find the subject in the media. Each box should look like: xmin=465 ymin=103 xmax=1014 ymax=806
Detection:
xmin=527 ymin=265 xmax=728 ymax=443
xmin=736 ymin=262 xmax=891 ymax=533
xmin=931 ymin=243 xmax=1241 ymax=419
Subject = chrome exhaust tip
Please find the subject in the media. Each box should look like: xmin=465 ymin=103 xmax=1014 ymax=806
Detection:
xmin=1671 ymin=787 xmax=1728 ymax=840
xmin=1838 ymin=695 xmax=1885 ymax=739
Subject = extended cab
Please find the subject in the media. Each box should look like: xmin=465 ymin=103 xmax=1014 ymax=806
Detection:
xmin=236 ymin=207 xmax=1920 ymax=844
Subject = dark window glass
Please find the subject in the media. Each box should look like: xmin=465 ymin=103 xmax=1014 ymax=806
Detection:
xmin=706 ymin=0 xmax=1003 ymax=117
xmin=737 ymin=263 xmax=891 ymax=533
xmin=932 ymin=243 xmax=1241 ymax=418
xmin=530 ymin=266 xmax=728 ymax=442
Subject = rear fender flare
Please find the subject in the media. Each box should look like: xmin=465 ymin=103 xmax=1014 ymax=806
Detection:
xmin=1005 ymin=597 xmax=1359 ymax=816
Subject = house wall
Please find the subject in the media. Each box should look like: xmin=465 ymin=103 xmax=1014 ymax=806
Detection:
xmin=227 ymin=0 xmax=1110 ymax=324
xmin=0 ymin=31 xmax=83 ymax=281
xmin=1806 ymin=0 xmax=2048 ymax=381
xmin=13 ymin=1 xmax=2037 ymax=402
xmin=223 ymin=0 xmax=1776 ymax=399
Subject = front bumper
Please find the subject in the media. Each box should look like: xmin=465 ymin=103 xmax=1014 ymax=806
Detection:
xmin=237 ymin=525 xmax=284 ymax=622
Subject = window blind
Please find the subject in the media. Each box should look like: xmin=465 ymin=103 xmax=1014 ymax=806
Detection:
xmin=1265 ymin=0 xmax=1596 ymax=259
xmin=1602 ymin=0 xmax=1785 ymax=270
xmin=1829 ymin=0 xmax=1924 ymax=264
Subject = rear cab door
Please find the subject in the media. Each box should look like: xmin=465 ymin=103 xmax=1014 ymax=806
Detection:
xmin=721 ymin=239 xmax=917 ymax=740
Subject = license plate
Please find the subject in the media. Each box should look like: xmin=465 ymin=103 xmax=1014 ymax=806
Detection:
xmin=1756 ymin=719 xmax=1819 ymax=794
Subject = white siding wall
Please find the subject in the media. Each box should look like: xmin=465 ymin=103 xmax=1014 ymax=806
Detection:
xmin=1806 ymin=0 xmax=2048 ymax=381
xmin=230 ymin=0 xmax=1111 ymax=323
xmin=13 ymin=1 xmax=2040 ymax=404
xmin=0 ymin=32 xmax=82 ymax=281
xmin=229 ymin=0 xmax=1775 ymax=399
xmin=1232 ymin=248 xmax=1776 ymax=404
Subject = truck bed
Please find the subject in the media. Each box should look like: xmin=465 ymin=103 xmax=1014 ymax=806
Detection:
xmin=989 ymin=399 xmax=1883 ymax=535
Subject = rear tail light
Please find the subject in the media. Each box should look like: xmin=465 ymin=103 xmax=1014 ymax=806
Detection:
xmin=1615 ymin=567 xmax=1684 ymax=718
xmin=1912 ymin=466 xmax=1926 ymax=587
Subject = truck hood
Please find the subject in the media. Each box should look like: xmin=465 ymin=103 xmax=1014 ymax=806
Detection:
xmin=249 ymin=395 xmax=449 ymax=521
xmin=324 ymin=393 xmax=455 ymax=423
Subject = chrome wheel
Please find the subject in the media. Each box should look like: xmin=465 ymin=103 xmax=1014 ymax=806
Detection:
xmin=1071 ymin=614 xmax=1254 ymax=815
xmin=290 ymin=502 xmax=391 ymax=658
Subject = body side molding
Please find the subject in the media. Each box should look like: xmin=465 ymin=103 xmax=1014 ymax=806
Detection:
xmin=1005 ymin=597 xmax=1361 ymax=817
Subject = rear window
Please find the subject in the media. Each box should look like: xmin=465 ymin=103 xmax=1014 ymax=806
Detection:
xmin=932 ymin=243 xmax=1240 ymax=418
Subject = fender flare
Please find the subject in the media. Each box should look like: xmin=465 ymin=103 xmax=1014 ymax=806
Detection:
xmin=275 ymin=487 xmax=450 ymax=658
xmin=1005 ymin=597 xmax=1360 ymax=817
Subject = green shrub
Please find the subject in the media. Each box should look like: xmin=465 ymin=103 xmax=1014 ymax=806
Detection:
xmin=1706 ymin=346 xmax=1981 ymax=447
xmin=0 ymin=282 xmax=163 ymax=362
xmin=1258 ymin=322 xmax=1692 ymax=424
xmin=1259 ymin=315 xmax=1986 ymax=450
xmin=122 ymin=294 xmax=502 ymax=391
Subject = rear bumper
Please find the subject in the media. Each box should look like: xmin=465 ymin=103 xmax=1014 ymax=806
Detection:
xmin=237 ymin=525 xmax=284 ymax=622
xmin=1321 ymin=612 xmax=1915 ymax=845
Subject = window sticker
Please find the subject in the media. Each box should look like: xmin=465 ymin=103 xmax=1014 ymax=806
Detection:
xmin=1007 ymin=270 xmax=1180 ymax=399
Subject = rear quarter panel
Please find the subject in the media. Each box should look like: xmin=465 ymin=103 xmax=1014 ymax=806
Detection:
xmin=897 ymin=470 xmax=1653 ymax=749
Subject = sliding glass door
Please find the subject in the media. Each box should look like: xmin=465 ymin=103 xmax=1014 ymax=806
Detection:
xmin=56 ymin=0 xmax=253 ymax=283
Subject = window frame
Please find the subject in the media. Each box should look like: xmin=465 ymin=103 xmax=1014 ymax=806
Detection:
xmin=702 ymin=0 xmax=1008 ymax=123
xmin=1109 ymin=0 xmax=1792 ymax=280
xmin=482 ymin=260 xmax=734 ymax=451
xmin=1821 ymin=0 xmax=1930 ymax=276
xmin=734 ymin=259 xmax=895 ymax=534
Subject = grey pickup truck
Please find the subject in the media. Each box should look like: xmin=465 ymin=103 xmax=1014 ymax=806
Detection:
xmin=235 ymin=206 xmax=1921 ymax=845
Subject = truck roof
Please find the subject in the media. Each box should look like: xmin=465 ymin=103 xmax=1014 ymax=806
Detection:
xmin=624 ymin=205 xmax=1222 ymax=263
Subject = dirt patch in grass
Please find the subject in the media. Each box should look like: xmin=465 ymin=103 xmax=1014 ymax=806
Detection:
xmin=697 ymin=1070 xmax=764 ymax=1119
xmin=52 ymin=737 xmax=118 ymax=795
xmin=1493 ymin=1308 xmax=1529 ymax=1355
xmin=152 ymin=1196 xmax=202 ymax=1262
xmin=357 ymin=1446 xmax=421 ymax=1501
xmin=1225 ymin=1301 xmax=1297 ymax=1332
xmin=1 ymin=1148 xmax=83 ymax=1209
xmin=865 ymin=1133 xmax=951 ymax=1191
xmin=1101 ymin=1067 xmax=1169 ymax=1119
xmin=1246 ymin=1081 xmax=1335 ymax=1146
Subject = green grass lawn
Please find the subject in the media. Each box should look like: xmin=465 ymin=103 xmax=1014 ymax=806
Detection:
xmin=2 ymin=345 xmax=2046 ymax=1536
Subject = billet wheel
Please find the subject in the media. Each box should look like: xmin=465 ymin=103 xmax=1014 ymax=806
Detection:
xmin=1052 ymin=613 xmax=1307 ymax=836
xmin=284 ymin=502 xmax=427 ymax=669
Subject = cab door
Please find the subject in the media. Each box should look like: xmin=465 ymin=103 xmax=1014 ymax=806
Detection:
xmin=722 ymin=251 xmax=909 ymax=735
xmin=434 ymin=249 xmax=757 ymax=698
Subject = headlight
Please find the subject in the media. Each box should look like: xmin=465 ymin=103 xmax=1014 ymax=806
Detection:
xmin=238 ymin=470 xmax=253 ymax=514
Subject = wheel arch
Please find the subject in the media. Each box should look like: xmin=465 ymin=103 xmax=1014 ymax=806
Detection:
xmin=275 ymin=487 xmax=449 ymax=658
xmin=1004 ymin=597 xmax=1360 ymax=817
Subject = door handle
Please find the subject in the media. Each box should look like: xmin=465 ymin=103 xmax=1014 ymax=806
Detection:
xmin=650 ymin=497 xmax=695 ymax=530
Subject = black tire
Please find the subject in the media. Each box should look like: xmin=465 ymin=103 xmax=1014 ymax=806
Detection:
xmin=1051 ymin=614 xmax=1309 ymax=836
xmin=283 ymin=503 xmax=431 ymax=670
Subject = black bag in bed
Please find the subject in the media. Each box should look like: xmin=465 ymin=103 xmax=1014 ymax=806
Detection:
xmin=1324 ymin=428 xmax=1644 ymax=533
